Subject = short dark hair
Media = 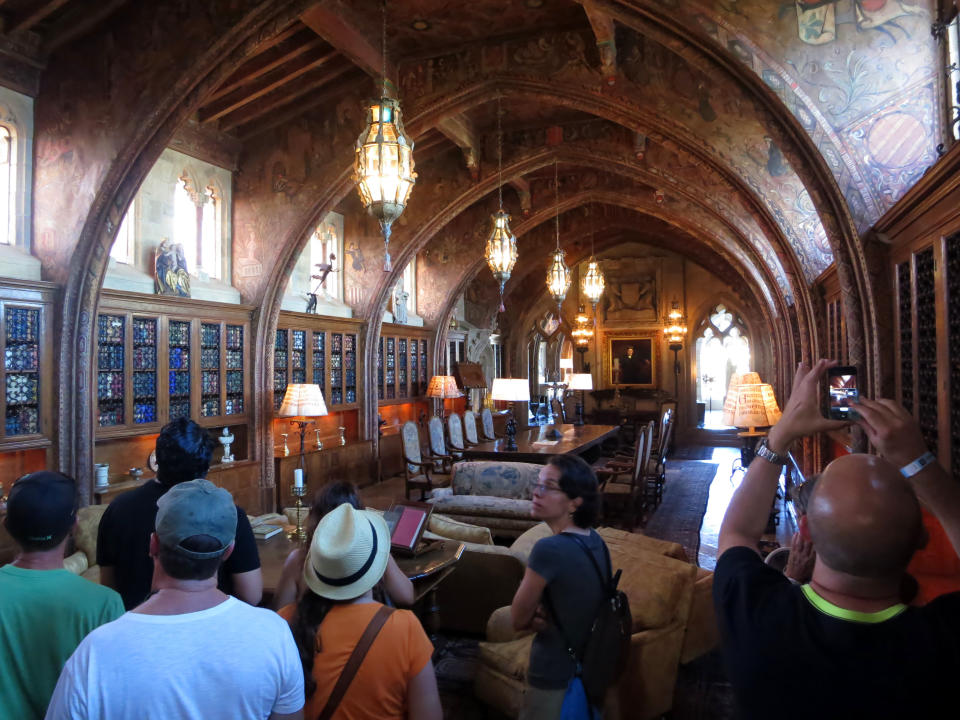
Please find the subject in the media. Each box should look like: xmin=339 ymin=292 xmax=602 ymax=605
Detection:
xmin=547 ymin=455 xmax=600 ymax=528
xmin=155 ymin=418 xmax=216 ymax=487
xmin=157 ymin=534 xmax=225 ymax=580
xmin=306 ymin=481 xmax=362 ymax=541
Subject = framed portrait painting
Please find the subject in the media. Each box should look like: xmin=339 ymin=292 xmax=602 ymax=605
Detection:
xmin=606 ymin=335 xmax=658 ymax=388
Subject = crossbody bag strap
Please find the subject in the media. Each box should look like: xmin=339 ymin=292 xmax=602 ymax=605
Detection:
xmin=317 ymin=605 xmax=395 ymax=720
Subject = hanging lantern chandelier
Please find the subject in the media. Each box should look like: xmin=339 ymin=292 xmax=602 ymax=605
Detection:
xmin=663 ymin=300 xmax=688 ymax=349
xmin=571 ymin=305 xmax=594 ymax=347
xmin=485 ymin=94 xmax=517 ymax=313
xmin=581 ymin=228 xmax=605 ymax=311
xmin=354 ymin=0 xmax=417 ymax=272
xmin=545 ymin=160 xmax=570 ymax=311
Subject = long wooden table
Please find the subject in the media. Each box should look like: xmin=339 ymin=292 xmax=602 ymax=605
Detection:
xmin=461 ymin=423 xmax=619 ymax=463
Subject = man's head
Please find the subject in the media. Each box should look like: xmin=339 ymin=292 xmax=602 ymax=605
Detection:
xmin=153 ymin=479 xmax=237 ymax=581
xmin=626 ymin=347 xmax=634 ymax=358
xmin=155 ymin=418 xmax=216 ymax=487
xmin=3 ymin=471 xmax=79 ymax=551
xmin=805 ymin=455 xmax=923 ymax=581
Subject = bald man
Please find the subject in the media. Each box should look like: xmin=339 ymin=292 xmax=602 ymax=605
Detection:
xmin=714 ymin=360 xmax=960 ymax=719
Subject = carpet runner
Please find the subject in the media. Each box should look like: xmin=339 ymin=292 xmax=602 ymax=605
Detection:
xmin=642 ymin=460 xmax=719 ymax=564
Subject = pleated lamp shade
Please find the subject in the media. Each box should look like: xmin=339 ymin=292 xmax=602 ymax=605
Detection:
xmin=278 ymin=383 xmax=328 ymax=419
xmin=568 ymin=373 xmax=593 ymax=391
xmin=731 ymin=383 xmax=781 ymax=428
xmin=721 ymin=372 xmax=762 ymax=426
xmin=427 ymin=375 xmax=462 ymax=399
xmin=490 ymin=378 xmax=531 ymax=402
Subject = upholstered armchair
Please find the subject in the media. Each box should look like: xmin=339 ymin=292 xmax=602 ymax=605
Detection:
xmin=400 ymin=420 xmax=450 ymax=500
xmin=480 ymin=407 xmax=500 ymax=441
xmin=428 ymin=416 xmax=457 ymax=471
xmin=63 ymin=504 xmax=109 ymax=582
xmin=462 ymin=410 xmax=481 ymax=446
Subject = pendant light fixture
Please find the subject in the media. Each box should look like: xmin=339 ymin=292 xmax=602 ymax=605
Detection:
xmin=354 ymin=0 xmax=417 ymax=271
xmin=545 ymin=160 xmax=571 ymax=312
xmin=581 ymin=226 xmax=605 ymax=313
xmin=484 ymin=93 xmax=518 ymax=312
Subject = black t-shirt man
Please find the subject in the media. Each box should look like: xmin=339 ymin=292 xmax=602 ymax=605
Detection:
xmin=96 ymin=479 xmax=260 ymax=609
xmin=714 ymin=546 xmax=960 ymax=719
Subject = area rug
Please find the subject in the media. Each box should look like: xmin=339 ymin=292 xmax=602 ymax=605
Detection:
xmin=672 ymin=650 xmax=737 ymax=720
xmin=671 ymin=445 xmax=717 ymax=461
xmin=432 ymin=634 xmax=510 ymax=720
xmin=643 ymin=461 xmax=718 ymax=563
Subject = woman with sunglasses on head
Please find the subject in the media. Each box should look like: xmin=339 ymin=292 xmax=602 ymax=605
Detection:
xmin=510 ymin=454 xmax=608 ymax=720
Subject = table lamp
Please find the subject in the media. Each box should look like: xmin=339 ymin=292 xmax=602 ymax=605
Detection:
xmin=731 ymin=381 xmax=781 ymax=466
xmin=721 ymin=372 xmax=761 ymax=426
xmin=427 ymin=375 xmax=462 ymax=418
xmin=559 ymin=357 xmax=574 ymax=384
xmin=568 ymin=372 xmax=593 ymax=426
xmin=490 ymin=378 xmax=530 ymax=451
xmin=278 ymin=383 xmax=328 ymax=481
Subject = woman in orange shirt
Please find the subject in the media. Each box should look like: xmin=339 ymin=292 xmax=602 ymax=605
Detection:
xmin=280 ymin=503 xmax=442 ymax=720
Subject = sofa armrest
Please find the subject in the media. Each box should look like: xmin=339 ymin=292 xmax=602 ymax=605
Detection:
xmin=437 ymin=547 xmax=527 ymax=635
xmin=484 ymin=605 xmax=535 ymax=644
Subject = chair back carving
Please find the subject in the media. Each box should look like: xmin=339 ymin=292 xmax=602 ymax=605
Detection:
xmin=401 ymin=421 xmax=422 ymax=474
xmin=629 ymin=423 xmax=649 ymax=488
xmin=639 ymin=421 xmax=655 ymax=480
xmin=463 ymin=410 xmax=479 ymax=444
xmin=448 ymin=412 xmax=465 ymax=451
xmin=657 ymin=409 xmax=674 ymax=458
xmin=481 ymin=408 xmax=496 ymax=440
xmin=428 ymin=416 xmax=447 ymax=456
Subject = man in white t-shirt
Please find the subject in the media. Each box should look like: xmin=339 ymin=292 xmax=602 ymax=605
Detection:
xmin=45 ymin=479 xmax=304 ymax=720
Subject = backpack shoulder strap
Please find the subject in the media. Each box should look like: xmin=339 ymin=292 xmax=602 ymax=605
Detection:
xmin=562 ymin=531 xmax=612 ymax=588
xmin=317 ymin=605 xmax=395 ymax=720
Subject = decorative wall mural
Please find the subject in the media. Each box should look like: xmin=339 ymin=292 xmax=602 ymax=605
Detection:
xmin=600 ymin=258 xmax=660 ymax=324
xmin=795 ymin=0 xmax=923 ymax=45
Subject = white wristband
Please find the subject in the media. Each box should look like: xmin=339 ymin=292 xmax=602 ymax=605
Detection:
xmin=900 ymin=452 xmax=936 ymax=478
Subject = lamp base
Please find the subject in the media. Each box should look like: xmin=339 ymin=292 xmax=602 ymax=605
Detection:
xmin=544 ymin=427 xmax=562 ymax=440
xmin=504 ymin=409 xmax=519 ymax=452
xmin=574 ymin=403 xmax=585 ymax=426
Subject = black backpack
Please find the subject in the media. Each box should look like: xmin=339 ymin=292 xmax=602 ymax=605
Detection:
xmin=547 ymin=532 xmax=633 ymax=706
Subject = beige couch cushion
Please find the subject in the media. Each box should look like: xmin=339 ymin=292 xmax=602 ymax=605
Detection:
xmin=451 ymin=462 xmax=540 ymax=499
xmin=428 ymin=514 xmax=494 ymax=545
xmin=75 ymin=505 xmax=108 ymax=562
xmin=509 ymin=522 xmax=552 ymax=560
xmin=63 ymin=550 xmax=89 ymax=575
xmin=478 ymin=635 xmax=533 ymax=683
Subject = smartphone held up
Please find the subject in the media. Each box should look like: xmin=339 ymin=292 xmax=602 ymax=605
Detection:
xmin=827 ymin=366 xmax=858 ymax=420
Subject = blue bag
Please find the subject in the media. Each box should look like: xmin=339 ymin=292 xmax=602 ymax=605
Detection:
xmin=560 ymin=672 xmax=601 ymax=720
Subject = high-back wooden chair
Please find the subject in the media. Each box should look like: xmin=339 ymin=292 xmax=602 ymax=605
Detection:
xmin=447 ymin=412 xmax=469 ymax=455
xmin=400 ymin=421 xmax=450 ymax=500
xmin=463 ymin=410 xmax=481 ymax=445
xmin=428 ymin=416 xmax=456 ymax=471
xmin=646 ymin=409 xmax=675 ymax=506
xmin=480 ymin=408 xmax=499 ymax=441
xmin=595 ymin=420 xmax=654 ymax=529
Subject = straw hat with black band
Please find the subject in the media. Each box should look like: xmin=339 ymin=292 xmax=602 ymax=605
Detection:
xmin=303 ymin=503 xmax=391 ymax=601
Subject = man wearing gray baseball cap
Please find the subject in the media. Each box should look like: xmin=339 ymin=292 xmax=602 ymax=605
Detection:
xmin=45 ymin=480 xmax=304 ymax=720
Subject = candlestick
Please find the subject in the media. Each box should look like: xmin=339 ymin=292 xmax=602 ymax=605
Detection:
xmin=314 ymin=428 xmax=323 ymax=450
xmin=280 ymin=433 xmax=289 ymax=456
xmin=293 ymin=468 xmax=304 ymax=488
xmin=338 ymin=426 xmax=346 ymax=446
xmin=288 ymin=484 xmax=307 ymax=543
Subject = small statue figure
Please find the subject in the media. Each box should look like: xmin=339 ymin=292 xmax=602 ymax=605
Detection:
xmin=305 ymin=293 xmax=318 ymax=314
xmin=155 ymin=237 xmax=191 ymax=297
xmin=219 ymin=427 xmax=235 ymax=463
xmin=393 ymin=280 xmax=409 ymax=324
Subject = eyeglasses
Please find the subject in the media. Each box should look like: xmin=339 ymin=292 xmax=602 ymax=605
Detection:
xmin=531 ymin=482 xmax=566 ymax=495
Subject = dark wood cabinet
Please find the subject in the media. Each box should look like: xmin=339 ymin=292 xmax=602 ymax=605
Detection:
xmin=273 ymin=440 xmax=375 ymax=511
xmin=377 ymin=324 xmax=431 ymax=405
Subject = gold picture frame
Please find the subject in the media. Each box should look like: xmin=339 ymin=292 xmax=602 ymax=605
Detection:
xmin=605 ymin=334 xmax=659 ymax=388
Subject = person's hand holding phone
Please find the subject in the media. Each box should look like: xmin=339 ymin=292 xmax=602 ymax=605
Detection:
xmin=851 ymin=397 xmax=927 ymax=468
xmin=767 ymin=359 xmax=851 ymax=454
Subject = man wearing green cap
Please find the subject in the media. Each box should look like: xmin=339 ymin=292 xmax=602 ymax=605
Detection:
xmin=46 ymin=479 xmax=303 ymax=720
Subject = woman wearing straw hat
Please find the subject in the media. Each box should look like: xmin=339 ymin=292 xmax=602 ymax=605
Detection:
xmin=280 ymin=503 xmax=442 ymax=720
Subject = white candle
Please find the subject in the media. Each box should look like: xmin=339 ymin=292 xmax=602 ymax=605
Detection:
xmin=294 ymin=469 xmax=304 ymax=488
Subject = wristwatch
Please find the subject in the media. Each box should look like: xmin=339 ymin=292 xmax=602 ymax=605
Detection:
xmin=755 ymin=437 xmax=787 ymax=466
xmin=900 ymin=451 xmax=936 ymax=478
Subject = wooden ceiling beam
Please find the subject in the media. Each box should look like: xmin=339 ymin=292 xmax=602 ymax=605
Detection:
xmin=207 ymin=35 xmax=326 ymax=103
xmin=199 ymin=48 xmax=340 ymax=124
xmin=10 ymin=0 xmax=71 ymax=34
xmin=43 ymin=0 xmax=128 ymax=54
xmin=236 ymin=68 xmax=364 ymax=140
xmin=300 ymin=3 xmax=397 ymax=94
xmin=221 ymin=61 xmax=354 ymax=132
xmin=579 ymin=0 xmax=617 ymax=84
xmin=436 ymin=113 xmax=480 ymax=180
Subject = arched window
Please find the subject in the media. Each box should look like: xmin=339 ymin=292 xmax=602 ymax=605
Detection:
xmin=174 ymin=176 xmax=198 ymax=272
xmin=173 ymin=174 xmax=222 ymax=279
xmin=110 ymin=204 xmax=135 ymax=264
xmin=696 ymin=304 xmax=751 ymax=428
xmin=0 ymin=125 xmax=13 ymax=245
xmin=200 ymin=185 xmax=220 ymax=279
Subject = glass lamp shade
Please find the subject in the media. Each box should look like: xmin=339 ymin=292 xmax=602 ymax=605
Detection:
xmin=485 ymin=210 xmax=518 ymax=300
xmin=731 ymin=383 xmax=781 ymax=428
xmin=568 ymin=373 xmax=593 ymax=391
xmin=426 ymin=375 xmax=463 ymax=399
xmin=546 ymin=248 xmax=571 ymax=307
xmin=721 ymin=372 xmax=762 ymax=426
xmin=278 ymin=383 xmax=328 ymax=419
xmin=582 ymin=259 xmax=605 ymax=307
xmin=354 ymin=97 xmax=417 ymax=270
xmin=490 ymin=378 xmax=531 ymax=402
xmin=663 ymin=302 xmax=687 ymax=346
